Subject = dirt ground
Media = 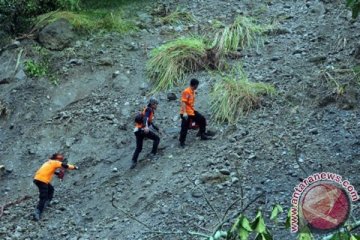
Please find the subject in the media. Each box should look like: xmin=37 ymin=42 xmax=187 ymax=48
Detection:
xmin=0 ymin=0 xmax=359 ymax=239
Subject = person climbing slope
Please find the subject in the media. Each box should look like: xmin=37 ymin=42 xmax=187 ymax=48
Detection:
xmin=179 ymin=78 xmax=212 ymax=148
xmin=33 ymin=153 xmax=78 ymax=221
xmin=130 ymin=98 xmax=161 ymax=169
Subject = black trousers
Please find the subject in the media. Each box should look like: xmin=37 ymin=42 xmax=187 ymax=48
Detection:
xmin=179 ymin=111 xmax=206 ymax=144
xmin=132 ymin=130 xmax=160 ymax=163
xmin=33 ymin=179 xmax=54 ymax=213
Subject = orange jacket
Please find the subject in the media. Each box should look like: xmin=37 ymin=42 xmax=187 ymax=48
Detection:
xmin=34 ymin=160 xmax=75 ymax=184
xmin=180 ymin=87 xmax=195 ymax=116
xmin=135 ymin=107 xmax=154 ymax=128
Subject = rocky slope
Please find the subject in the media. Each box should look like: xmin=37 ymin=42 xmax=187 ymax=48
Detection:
xmin=0 ymin=0 xmax=359 ymax=239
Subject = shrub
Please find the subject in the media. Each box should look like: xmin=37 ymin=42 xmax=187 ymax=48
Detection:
xmin=146 ymin=37 xmax=208 ymax=92
xmin=212 ymin=15 xmax=271 ymax=53
xmin=210 ymin=66 xmax=275 ymax=124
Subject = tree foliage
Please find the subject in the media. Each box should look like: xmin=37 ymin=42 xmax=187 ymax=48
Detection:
xmin=346 ymin=0 xmax=360 ymax=18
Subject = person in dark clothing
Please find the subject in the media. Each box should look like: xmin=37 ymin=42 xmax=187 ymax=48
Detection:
xmin=130 ymin=98 xmax=160 ymax=169
xmin=179 ymin=78 xmax=211 ymax=148
xmin=33 ymin=153 xmax=78 ymax=221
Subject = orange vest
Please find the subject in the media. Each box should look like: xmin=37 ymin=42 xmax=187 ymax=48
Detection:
xmin=180 ymin=87 xmax=195 ymax=116
xmin=135 ymin=107 xmax=154 ymax=128
xmin=34 ymin=160 xmax=75 ymax=184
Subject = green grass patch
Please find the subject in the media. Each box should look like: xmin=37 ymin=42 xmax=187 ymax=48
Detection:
xmin=24 ymin=60 xmax=48 ymax=78
xmin=212 ymin=15 xmax=272 ymax=53
xmin=159 ymin=8 xmax=195 ymax=25
xmin=36 ymin=10 xmax=137 ymax=33
xmin=210 ymin=67 xmax=275 ymax=124
xmin=147 ymin=37 xmax=208 ymax=92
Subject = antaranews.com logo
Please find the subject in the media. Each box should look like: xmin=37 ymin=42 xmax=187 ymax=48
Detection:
xmin=291 ymin=172 xmax=359 ymax=233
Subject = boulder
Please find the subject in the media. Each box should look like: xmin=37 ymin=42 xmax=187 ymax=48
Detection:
xmin=38 ymin=18 xmax=75 ymax=50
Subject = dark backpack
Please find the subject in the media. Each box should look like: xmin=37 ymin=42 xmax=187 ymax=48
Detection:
xmin=134 ymin=111 xmax=144 ymax=124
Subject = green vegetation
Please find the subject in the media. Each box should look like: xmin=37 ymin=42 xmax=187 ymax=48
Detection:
xmin=320 ymin=65 xmax=360 ymax=96
xmin=210 ymin=66 xmax=275 ymax=124
xmin=212 ymin=16 xmax=271 ymax=53
xmin=159 ymin=8 xmax=195 ymax=25
xmin=36 ymin=10 xmax=136 ymax=33
xmin=0 ymin=0 xmax=137 ymax=34
xmin=24 ymin=60 xmax=48 ymax=78
xmin=346 ymin=0 xmax=360 ymax=18
xmin=147 ymin=37 xmax=208 ymax=92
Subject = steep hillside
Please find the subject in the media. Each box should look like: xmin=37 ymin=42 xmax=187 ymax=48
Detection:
xmin=0 ymin=1 xmax=359 ymax=240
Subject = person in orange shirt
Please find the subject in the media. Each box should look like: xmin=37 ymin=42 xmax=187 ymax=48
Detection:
xmin=179 ymin=78 xmax=210 ymax=148
xmin=130 ymin=98 xmax=160 ymax=169
xmin=33 ymin=153 xmax=78 ymax=221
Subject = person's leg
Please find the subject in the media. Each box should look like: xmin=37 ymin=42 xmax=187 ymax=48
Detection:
xmin=45 ymin=184 xmax=54 ymax=207
xmin=33 ymin=180 xmax=49 ymax=220
xmin=179 ymin=114 xmax=190 ymax=146
xmin=131 ymin=131 xmax=144 ymax=168
xmin=194 ymin=111 xmax=207 ymax=135
xmin=146 ymin=131 xmax=160 ymax=155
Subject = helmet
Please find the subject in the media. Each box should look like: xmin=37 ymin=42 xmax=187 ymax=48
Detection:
xmin=148 ymin=98 xmax=159 ymax=105
xmin=51 ymin=153 xmax=64 ymax=161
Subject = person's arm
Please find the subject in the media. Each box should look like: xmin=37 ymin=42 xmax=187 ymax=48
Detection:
xmin=143 ymin=107 xmax=152 ymax=133
xmin=61 ymin=162 xmax=78 ymax=170
xmin=181 ymin=91 xmax=189 ymax=119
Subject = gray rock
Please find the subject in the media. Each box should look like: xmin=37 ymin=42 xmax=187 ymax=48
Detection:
xmin=69 ymin=59 xmax=84 ymax=65
xmin=167 ymin=93 xmax=177 ymax=101
xmin=308 ymin=56 xmax=327 ymax=63
xmin=38 ymin=19 xmax=75 ymax=50
xmin=15 ymin=69 xmax=26 ymax=81
xmin=219 ymin=169 xmax=231 ymax=175
xmin=191 ymin=189 xmax=202 ymax=198
xmin=98 ymin=57 xmax=113 ymax=66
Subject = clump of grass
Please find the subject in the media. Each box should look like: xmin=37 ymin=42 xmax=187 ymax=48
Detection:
xmin=24 ymin=60 xmax=48 ymax=78
xmin=212 ymin=15 xmax=271 ymax=53
xmin=36 ymin=10 xmax=136 ymax=33
xmin=210 ymin=67 xmax=275 ymax=124
xmin=159 ymin=8 xmax=195 ymax=25
xmin=147 ymin=37 xmax=208 ymax=92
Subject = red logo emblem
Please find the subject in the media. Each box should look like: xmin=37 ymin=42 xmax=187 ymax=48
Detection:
xmin=300 ymin=182 xmax=350 ymax=231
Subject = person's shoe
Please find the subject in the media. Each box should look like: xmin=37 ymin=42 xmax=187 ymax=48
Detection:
xmin=147 ymin=153 xmax=157 ymax=160
xmin=33 ymin=209 xmax=41 ymax=221
xmin=180 ymin=142 xmax=186 ymax=148
xmin=130 ymin=161 xmax=137 ymax=169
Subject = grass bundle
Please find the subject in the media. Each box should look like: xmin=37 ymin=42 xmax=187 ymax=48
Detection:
xmin=147 ymin=37 xmax=208 ymax=92
xmin=210 ymin=67 xmax=275 ymax=124
xmin=159 ymin=8 xmax=195 ymax=25
xmin=212 ymin=15 xmax=271 ymax=53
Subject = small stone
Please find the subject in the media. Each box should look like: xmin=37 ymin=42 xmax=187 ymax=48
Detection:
xmin=69 ymin=59 xmax=84 ymax=65
xmin=191 ymin=189 xmax=203 ymax=198
xmin=167 ymin=93 xmax=177 ymax=101
xmin=112 ymin=167 xmax=118 ymax=172
xmin=231 ymin=177 xmax=239 ymax=183
xmin=219 ymin=169 xmax=231 ymax=175
xmin=112 ymin=71 xmax=120 ymax=78
xmin=309 ymin=128 xmax=318 ymax=134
